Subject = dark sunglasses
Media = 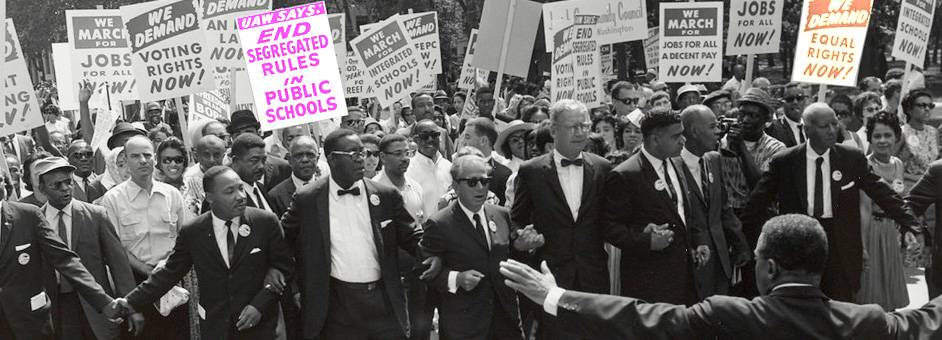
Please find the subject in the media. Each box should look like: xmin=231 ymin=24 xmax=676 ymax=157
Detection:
xmin=416 ymin=132 xmax=441 ymax=140
xmin=70 ymin=151 xmax=94 ymax=159
xmin=162 ymin=156 xmax=186 ymax=164
xmin=915 ymin=103 xmax=936 ymax=110
xmin=783 ymin=95 xmax=806 ymax=103
xmin=615 ymin=97 xmax=641 ymax=105
xmin=364 ymin=150 xmax=382 ymax=157
xmin=457 ymin=177 xmax=491 ymax=187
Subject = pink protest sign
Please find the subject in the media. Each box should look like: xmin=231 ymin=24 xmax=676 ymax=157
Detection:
xmin=236 ymin=1 xmax=347 ymax=131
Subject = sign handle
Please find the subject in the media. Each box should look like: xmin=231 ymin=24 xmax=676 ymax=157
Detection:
xmin=174 ymin=97 xmax=191 ymax=154
xmin=493 ymin=0 xmax=517 ymax=110
xmin=742 ymin=54 xmax=755 ymax=96
xmin=817 ymin=84 xmax=827 ymax=103
xmin=897 ymin=62 xmax=913 ymax=119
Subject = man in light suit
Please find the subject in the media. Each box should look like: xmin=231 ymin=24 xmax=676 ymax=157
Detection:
xmin=743 ymin=103 xmax=921 ymax=302
xmin=501 ymin=214 xmax=942 ymax=339
xmin=268 ymin=136 xmax=320 ymax=218
xmin=281 ymin=129 xmax=441 ymax=340
xmin=35 ymin=157 xmax=142 ymax=339
xmin=677 ymin=105 xmax=751 ymax=298
xmin=112 ymin=166 xmax=294 ymax=339
xmin=66 ymin=141 xmax=103 ymax=203
xmin=421 ymin=154 xmax=522 ymax=339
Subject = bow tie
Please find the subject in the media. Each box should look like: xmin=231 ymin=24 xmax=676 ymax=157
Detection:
xmin=561 ymin=158 xmax=584 ymax=167
xmin=337 ymin=187 xmax=361 ymax=196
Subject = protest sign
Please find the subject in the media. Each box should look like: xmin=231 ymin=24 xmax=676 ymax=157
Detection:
xmin=2 ymin=20 xmax=43 ymax=136
xmin=327 ymin=13 xmax=345 ymax=71
xmin=600 ymin=44 xmax=614 ymax=82
xmin=542 ymin=0 xmax=648 ymax=53
xmin=350 ymin=14 xmax=424 ymax=108
xmin=190 ymin=90 xmax=229 ymax=121
xmin=727 ymin=0 xmax=784 ymax=55
xmin=237 ymin=1 xmax=347 ymax=131
xmin=121 ymin=0 xmax=216 ymax=102
xmin=402 ymin=11 xmax=441 ymax=80
xmin=52 ymin=43 xmax=78 ymax=111
xmin=66 ymin=9 xmax=137 ymax=110
xmin=658 ymin=2 xmax=723 ymax=83
xmin=791 ymin=0 xmax=872 ymax=87
xmin=343 ymin=51 xmax=369 ymax=97
xmin=230 ymin=68 xmax=254 ymax=105
xmin=360 ymin=22 xmax=382 ymax=33
xmin=572 ymin=15 xmax=603 ymax=108
xmin=472 ymin=0 xmax=541 ymax=77
xmin=196 ymin=0 xmax=270 ymax=69
xmin=457 ymin=29 xmax=480 ymax=90
xmin=89 ymin=108 xmax=118 ymax=152
xmin=891 ymin=0 xmax=935 ymax=67
xmin=644 ymin=26 xmax=659 ymax=70
xmin=551 ymin=24 xmax=575 ymax=103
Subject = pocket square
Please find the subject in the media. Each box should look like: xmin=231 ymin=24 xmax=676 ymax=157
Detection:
xmin=250 ymin=248 xmax=261 ymax=254
xmin=841 ymin=181 xmax=856 ymax=190
xmin=380 ymin=219 xmax=393 ymax=228
xmin=15 ymin=244 xmax=30 ymax=251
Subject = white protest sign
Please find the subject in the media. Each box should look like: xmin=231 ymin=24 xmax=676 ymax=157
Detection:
xmin=791 ymin=0 xmax=872 ymax=87
xmin=572 ymin=15 xmax=603 ymax=108
xmin=89 ymin=108 xmax=118 ymax=152
xmin=196 ymin=0 xmax=271 ymax=69
xmin=237 ymin=1 xmax=347 ymax=131
xmin=727 ymin=0 xmax=784 ymax=55
xmin=457 ymin=29 xmax=480 ymax=90
xmin=66 ymin=10 xmax=137 ymax=110
xmin=658 ymin=2 xmax=723 ymax=83
xmin=472 ymin=0 xmax=541 ymax=77
xmin=551 ymin=24 xmax=575 ymax=103
xmin=190 ymin=90 xmax=229 ymax=121
xmin=600 ymin=44 xmax=615 ymax=83
xmin=343 ymin=51 xmax=369 ymax=97
xmin=644 ymin=26 xmax=659 ymax=70
xmin=402 ymin=12 xmax=441 ymax=80
xmin=231 ymin=68 xmax=254 ymax=105
xmin=327 ymin=13 xmax=346 ymax=71
xmin=52 ymin=43 xmax=78 ymax=111
xmin=542 ymin=0 xmax=647 ymax=53
xmin=2 ymin=20 xmax=43 ymax=136
xmin=350 ymin=14 xmax=424 ymax=108
xmin=121 ymin=0 xmax=216 ymax=102
xmin=891 ymin=0 xmax=936 ymax=67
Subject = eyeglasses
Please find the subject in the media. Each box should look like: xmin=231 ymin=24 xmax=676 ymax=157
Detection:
xmin=457 ymin=177 xmax=492 ymax=187
xmin=915 ymin=103 xmax=936 ymax=110
xmin=615 ymin=97 xmax=641 ymax=106
xmin=343 ymin=119 xmax=364 ymax=126
xmin=162 ymin=156 xmax=186 ymax=164
xmin=384 ymin=150 xmax=416 ymax=158
xmin=415 ymin=131 xmax=441 ymax=140
xmin=364 ymin=150 xmax=381 ymax=158
xmin=783 ymin=95 xmax=806 ymax=103
xmin=69 ymin=151 xmax=94 ymax=159
xmin=330 ymin=150 xmax=367 ymax=159
xmin=565 ymin=122 xmax=592 ymax=134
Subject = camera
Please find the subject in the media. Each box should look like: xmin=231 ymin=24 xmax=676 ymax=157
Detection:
xmin=719 ymin=117 xmax=740 ymax=135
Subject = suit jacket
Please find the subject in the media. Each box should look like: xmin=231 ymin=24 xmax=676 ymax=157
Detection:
xmin=554 ymin=285 xmax=942 ymax=339
xmin=488 ymin=159 xmax=512 ymax=206
xmin=421 ymin=203 xmax=520 ymax=339
xmin=56 ymin=200 xmax=135 ymax=340
xmin=742 ymin=144 xmax=919 ymax=292
xmin=906 ymin=159 xmax=942 ymax=296
xmin=603 ymin=152 xmax=707 ymax=305
xmin=0 ymin=201 xmax=112 ymax=339
xmin=5 ymin=134 xmax=36 ymax=164
xmin=676 ymin=151 xmax=749 ymax=299
xmin=267 ymin=177 xmax=297 ymax=218
xmin=282 ymin=177 xmax=421 ymax=339
xmin=72 ymin=174 xmax=105 ymax=203
xmin=765 ymin=117 xmax=800 ymax=147
xmin=126 ymin=207 xmax=294 ymax=339
xmin=18 ymin=194 xmax=44 ymax=207
xmin=264 ymin=156 xmax=292 ymax=193
xmin=511 ymin=152 xmax=613 ymax=294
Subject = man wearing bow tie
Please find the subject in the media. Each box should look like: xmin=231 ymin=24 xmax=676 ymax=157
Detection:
xmin=281 ymin=129 xmax=441 ymax=340
xmin=110 ymin=166 xmax=294 ymax=339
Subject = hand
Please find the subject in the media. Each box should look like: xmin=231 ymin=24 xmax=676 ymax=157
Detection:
xmin=128 ymin=313 xmax=145 ymax=336
xmin=78 ymin=80 xmax=93 ymax=103
xmin=293 ymin=292 xmax=301 ymax=309
xmin=457 ymin=270 xmax=485 ymax=291
xmin=694 ymin=245 xmax=711 ymax=268
xmin=513 ymin=225 xmax=545 ymax=251
xmin=646 ymin=223 xmax=674 ymax=251
xmin=501 ymin=260 xmax=557 ymax=305
xmin=236 ymin=305 xmax=262 ymax=331
xmin=733 ymin=251 xmax=751 ymax=267
xmin=264 ymin=268 xmax=286 ymax=295
xmin=726 ymin=125 xmax=745 ymax=153
xmin=904 ymin=231 xmax=918 ymax=249
xmin=105 ymin=298 xmax=134 ymax=323
xmin=420 ymin=256 xmax=442 ymax=280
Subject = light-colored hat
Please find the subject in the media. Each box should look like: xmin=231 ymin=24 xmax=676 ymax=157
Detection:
xmin=677 ymin=84 xmax=702 ymax=98
xmin=495 ymin=120 xmax=535 ymax=158
xmin=33 ymin=157 xmax=75 ymax=178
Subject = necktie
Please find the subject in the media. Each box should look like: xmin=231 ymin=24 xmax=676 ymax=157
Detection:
xmin=699 ymin=158 xmax=710 ymax=207
xmin=561 ymin=158 xmax=584 ymax=167
xmin=662 ymin=159 xmax=677 ymax=204
xmin=252 ymin=185 xmax=267 ymax=210
xmin=82 ymin=176 xmax=90 ymax=191
xmin=813 ymin=157 xmax=824 ymax=218
xmin=797 ymin=124 xmax=806 ymax=143
xmin=57 ymin=211 xmax=73 ymax=292
xmin=225 ymin=220 xmax=235 ymax=266
xmin=472 ymin=214 xmax=489 ymax=250
xmin=338 ymin=187 xmax=361 ymax=196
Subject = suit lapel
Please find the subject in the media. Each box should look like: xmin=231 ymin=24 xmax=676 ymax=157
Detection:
xmin=544 ymin=154 xmax=574 ymax=223
xmin=230 ymin=213 xmax=252 ymax=269
xmin=454 ymin=203 xmax=489 ymax=252
xmin=316 ymin=179 xmax=331 ymax=262
xmin=0 ymin=203 xmax=13 ymax=262
xmin=363 ymin=180 xmax=386 ymax=263
xmin=576 ymin=155 xmax=596 ymax=222
xmin=70 ymin=203 xmax=83 ymax=247
xmin=639 ymin=154 xmax=678 ymax=217
xmin=202 ymin=214 xmax=229 ymax=269
xmin=671 ymin=157 xmax=691 ymax=226
xmin=828 ymin=148 xmax=842 ymax=212
xmin=795 ymin=144 xmax=809 ymax=212
xmin=781 ymin=119 xmax=798 ymax=146
xmin=677 ymin=158 xmax=707 ymax=210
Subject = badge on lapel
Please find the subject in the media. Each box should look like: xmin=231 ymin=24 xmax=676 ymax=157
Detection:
xmin=239 ymin=224 xmax=251 ymax=237
xmin=892 ymin=179 xmax=905 ymax=193
xmin=654 ymin=179 xmax=667 ymax=191
xmin=832 ymin=170 xmax=842 ymax=182
xmin=18 ymin=253 xmax=30 ymax=265
xmin=488 ymin=220 xmax=497 ymax=233
xmin=708 ymin=172 xmax=714 ymax=184
xmin=370 ymin=194 xmax=381 ymax=206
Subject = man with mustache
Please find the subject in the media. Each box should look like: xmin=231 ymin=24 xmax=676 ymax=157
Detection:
xmin=230 ymin=134 xmax=275 ymax=214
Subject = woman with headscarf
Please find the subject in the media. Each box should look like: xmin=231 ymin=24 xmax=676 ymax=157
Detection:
xmin=90 ymin=146 xmax=129 ymax=204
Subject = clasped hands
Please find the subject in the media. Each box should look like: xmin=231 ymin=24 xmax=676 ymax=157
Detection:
xmin=646 ymin=223 xmax=710 ymax=268
xmin=513 ymin=225 xmax=544 ymax=251
xmin=104 ymin=298 xmax=145 ymax=336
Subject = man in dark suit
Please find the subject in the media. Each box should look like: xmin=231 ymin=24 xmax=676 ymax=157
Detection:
xmin=906 ymin=159 xmax=942 ymax=298
xmin=111 ymin=166 xmax=294 ymax=339
xmin=231 ymin=134 xmax=276 ymax=213
xmin=421 ymin=153 xmax=522 ymax=339
xmin=281 ymin=129 xmax=441 ymax=339
xmin=602 ymin=109 xmax=710 ymax=306
xmin=0 ymin=180 xmax=119 ymax=339
xmin=269 ymin=136 xmax=320 ymax=218
xmin=34 ymin=157 xmax=142 ymax=339
xmin=501 ymin=214 xmax=942 ymax=339
xmin=765 ymin=82 xmax=810 ymax=147
xmin=66 ymin=140 xmax=104 ymax=203
xmin=511 ymin=99 xmax=612 ymax=339
xmin=226 ymin=110 xmax=291 ymax=193
xmin=3 ymin=133 xmax=37 ymax=164
xmin=458 ymin=117 xmax=512 ymax=205
xmin=743 ymin=103 xmax=920 ymax=302
xmin=677 ymin=105 xmax=751 ymax=299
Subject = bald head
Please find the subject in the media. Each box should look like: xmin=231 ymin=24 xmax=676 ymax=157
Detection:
xmin=288 ymin=135 xmax=319 ymax=180
xmin=753 ymin=77 xmax=771 ymax=90
xmin=801 ymin=102 xmax=835 ymax=125
xmin=802 ymin=103 xmax=840 ymax=153
xmin=289 ymin=135 xmax=318 ymax=153
xmin=680 ymin=104 xmax=715 ymax=132
xmin=196 ymin=135 xmax=227 ymax=171
xmin=124 ymin=136 xmax=156 ymax=181
xmin=680 ymin=104 xmax=719 ymax=153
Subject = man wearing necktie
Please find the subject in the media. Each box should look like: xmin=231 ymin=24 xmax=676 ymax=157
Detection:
xmin=269 ymin=136 xmax=320 ymax=219
xmin=66 ymin=141 xmax=103 ymax=203
xmin=420 ymin=153 xmax=523 ymax=339
xmin=743 ymin=103 xmax=922 ymax=302
xmin=602 ymin=110 xmax=710 ymax=306
xmin=281 ymin=129 xmax=441 ymax=340
xmin=230 ymin=134 xmax=274 ymax=214
xmin=111 ymin=166 xmax=294 ymax=339
xmin=766 ymin=82 xmax=810 ymax=147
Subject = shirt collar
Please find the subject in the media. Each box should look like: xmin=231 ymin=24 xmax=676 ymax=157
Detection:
xmin=127 ymin=178 xmax=169 ymax=199
xmin=784 ymin=116 xmax=802 ymax=126
xmin=552 ymin=149 xmax=583 ymax=168
xmin=44 ymin=200 xmax=73 ymax=218
xmin=291 ymin=173 xmax=311 ymax=188
xmin=680 ymin=147 xmax=701 ymax=165
xmin=640 ymin=146 xmax=666 ymax=168
xmin=328 ymin=176 xmax=364 ymax=200
xmin=242 ymin=180 xmax=260 ymax=194
xmin=805 ymin=144 xmax=831 ymax=159
xmin=457 ymin=199 xmax=485 ymax=224
xmin=210 ymin=212 xmax=240 ymax=230
xmin=771 ymin=283 xmax=814 ymax=291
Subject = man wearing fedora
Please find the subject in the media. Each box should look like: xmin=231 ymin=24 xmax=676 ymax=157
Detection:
xmin=228 ymin=110 xmax=292 ymax=193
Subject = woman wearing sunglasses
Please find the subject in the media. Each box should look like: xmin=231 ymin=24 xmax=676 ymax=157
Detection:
xmin=154 ymin=137 xmax=188 ymax=192
xmin=897 ymin=89 xmax=939 ymax=192
xmin=360 ymin=133 xmax=383 ymax=180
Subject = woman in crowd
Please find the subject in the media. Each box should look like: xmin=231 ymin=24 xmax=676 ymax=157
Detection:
xmin=592 ymin=115 xmax=619 ymax=153
xmin=852 ymin=91 xmax=883 ymax=151
xmin=90 ymin=146 xmax=129 ymax=202
xmin=897 ymin=89 xmax=939 ymax=189
xmin=616 ymin=113 xmax=643 ymax=155
xmin=361 ymin=133 xmax=382 ymax=180
xmin=364 ymin=117 xmax=385 ymax=135
xmin=520 ymin=104 xmax=549 ymax=124
xmin=857 ymin=111 xmax=909 ymax=311
xmin=154 ymin=137 xmax=187 ymax=192
xmin=496 ymin=120 xmax=534 ymax=173
xmin=830 ymin=94 xmax=865 ymax=151
xmin=148 ymin=126 xmax=171 ymax=146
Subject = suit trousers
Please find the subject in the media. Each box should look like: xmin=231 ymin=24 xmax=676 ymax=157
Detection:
xmin=818 ymin=218 xmax=856 ymax=303
xmin=323 ymin=279 xmax=405 ymax=340
xmin=55 ymin=292 xmax=96 ymax=340
xmin=487 ymin=300 xmax=523 ymax=340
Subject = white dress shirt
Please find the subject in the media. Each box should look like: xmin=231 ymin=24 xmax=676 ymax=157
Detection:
xmin=680 ymin=148 xmax=704 ymax=196
xmin=373 ymin=171 xmax=426 ymax=224
xmin=210 ymin=214 xmax=240 ymax=268
xmin=291 ymin=173 xmax=312 ymax=190
xmin=641 ymin=147 xmax=685 ymax=225
xmin=44 ymin=201 xmax=74 ymax=248
xmin=406 ymin=150 xmax=452 ymax=218
xmin=553 ymin=149 xmax=584 ymax=221
xmin=806 ymin=147 xmax=833 ymax=218
xmin=328 ymin=177 xmax=381 ymax=282
xmin=447 ymin=201 xmax=491 ymax=293
xmin=785 ymin=116 xmax=804 ymax=144
xmin=242 ymin=181 xmax=272 ymax=212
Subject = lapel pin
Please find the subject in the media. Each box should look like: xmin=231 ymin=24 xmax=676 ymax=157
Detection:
xmin=18 ymin=253 xmax=30 ymax=265
xmin=892 ymin=179 xmax=905 ymax=193
xmin=239 ymin=224 xmax=251 ymax=237
xmin=831 ymin=170 xmax=842 ymax=182
xmin=488 ymin=220 xmax=497 ymax=233
xmin=707 ymin=172 xmax=714 ymax=184
xmin=654 ymin=179 xmax=666 ymax=191
xmin=370 ymin=194 xmax=381 ymax=206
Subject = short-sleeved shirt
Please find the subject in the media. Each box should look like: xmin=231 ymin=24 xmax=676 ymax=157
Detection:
xmin=100 ymin=179 xmax=185 ymax=266
xmin=720 ymin=133 xmax=786 ymax=208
